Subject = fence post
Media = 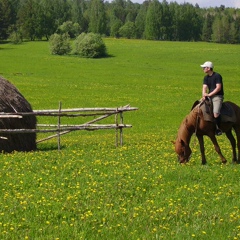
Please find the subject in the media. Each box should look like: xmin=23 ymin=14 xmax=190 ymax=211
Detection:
xmin=58 ymin=101 xmax=62 ymax=151
xmin=115 ymin=110 xmax=118 ymax=147
xmin=120 ymin=111 xmax=123 ymax=146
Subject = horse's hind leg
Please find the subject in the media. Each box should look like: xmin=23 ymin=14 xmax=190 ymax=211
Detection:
xmin=233 ymin=127 xmax=240 ymax=163
xmin=225 ymin=130 xmax=237 ymax=163
xmin=209 ymin=134 xmax=227 ymax=164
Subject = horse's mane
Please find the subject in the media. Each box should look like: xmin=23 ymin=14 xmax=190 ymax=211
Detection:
xmin=179 ymin=99 xmax=206 ymax=138
xmin=177 ymin=107 xmax=197 ymax=143
xmin=191 ymin=100 xmax=201 ymax=111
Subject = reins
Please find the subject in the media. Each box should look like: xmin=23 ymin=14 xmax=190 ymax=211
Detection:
xmin=192 ymin=99 xmax=204 ymax=145
xmin=194 ymin=103 xmax=201 ymax=135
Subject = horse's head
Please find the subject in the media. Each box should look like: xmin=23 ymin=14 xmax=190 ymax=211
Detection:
xmin=172 ymin=139 xmax=192 ymax=163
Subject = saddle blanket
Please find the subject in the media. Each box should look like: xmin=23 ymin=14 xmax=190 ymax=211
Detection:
xmin=200 ymin=101 xmax=236 ymax=123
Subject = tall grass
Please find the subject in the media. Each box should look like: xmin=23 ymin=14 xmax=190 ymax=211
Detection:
xmin=0 ymin=39 xmax=240 ymax=239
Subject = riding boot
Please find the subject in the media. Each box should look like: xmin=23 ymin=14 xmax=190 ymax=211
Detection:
xmin=215 ymin=115 xmax=222 ymax=136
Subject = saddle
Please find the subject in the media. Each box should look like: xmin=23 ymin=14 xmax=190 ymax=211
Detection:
xmin=193 ymin=99 xmax=236 ymax=123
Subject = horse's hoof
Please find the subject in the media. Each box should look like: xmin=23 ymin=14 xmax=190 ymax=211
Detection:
xmin=232 ymin=161 xmax=240 ymax=164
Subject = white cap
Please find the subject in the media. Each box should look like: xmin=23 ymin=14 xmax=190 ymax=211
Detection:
xmin=200 ymin=61 xmax=213 ymax=68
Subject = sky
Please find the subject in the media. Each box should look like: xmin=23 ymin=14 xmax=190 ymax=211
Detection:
xmin=131 ymin=0 xmax=240 ymax=8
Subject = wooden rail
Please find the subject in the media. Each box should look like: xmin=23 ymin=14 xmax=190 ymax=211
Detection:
xmin=0 ymin=104 xmax=138 ymax=149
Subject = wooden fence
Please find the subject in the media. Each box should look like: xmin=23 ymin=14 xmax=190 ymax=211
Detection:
xmin=0 ymin=103 xmax=138 ymax=150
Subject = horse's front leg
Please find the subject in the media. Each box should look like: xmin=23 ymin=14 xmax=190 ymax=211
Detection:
xmin=209 ymin=134 xmax=227 ymax=164
xmin=197 ymin=135 xmax=207 ymax=165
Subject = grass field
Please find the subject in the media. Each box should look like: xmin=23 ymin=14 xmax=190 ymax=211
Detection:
xmin=0 ymin=39 xmax=240 ymax=239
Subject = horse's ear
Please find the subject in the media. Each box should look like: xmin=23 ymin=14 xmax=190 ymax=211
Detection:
xmin=191 ymin=100 xmax=200 ymax=111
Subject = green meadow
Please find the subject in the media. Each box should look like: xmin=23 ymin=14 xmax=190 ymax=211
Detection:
xmin=0 ymin=39 xmax=240 ymax=239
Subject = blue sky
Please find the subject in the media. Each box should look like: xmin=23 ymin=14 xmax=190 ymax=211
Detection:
xmin=131 ymin=0 xmax=240 ymax=8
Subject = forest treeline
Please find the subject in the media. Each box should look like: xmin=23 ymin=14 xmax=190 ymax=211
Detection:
xmin=0 ymin=0 xmax=240 ymax=43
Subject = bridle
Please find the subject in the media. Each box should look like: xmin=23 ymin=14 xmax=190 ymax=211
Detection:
xmin=178 ymin=148 xmax=191 ymax=163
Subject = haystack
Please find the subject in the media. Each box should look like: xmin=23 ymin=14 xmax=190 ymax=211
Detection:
xmin=0 ymin=76 xmax=36 ymax=152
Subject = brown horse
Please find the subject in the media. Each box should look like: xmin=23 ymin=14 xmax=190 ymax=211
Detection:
xmin=173 ymin=99 xmax=240 ymax=165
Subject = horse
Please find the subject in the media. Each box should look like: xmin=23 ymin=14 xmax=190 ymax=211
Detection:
xmin=173 ymin=99 xmax=240 ymax=165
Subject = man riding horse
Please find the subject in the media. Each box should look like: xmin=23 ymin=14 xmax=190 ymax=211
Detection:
xmin=200 ymin=61 xmax=224 ymax=136
xmin=173 ymin=61 xmax=240 ymax=164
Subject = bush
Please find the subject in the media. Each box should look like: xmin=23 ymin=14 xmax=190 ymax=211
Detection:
xmin=49 ymin=33 xmax=72 ymax=55
xmin=8 ymin=31 xmax=23 ymax=44
xmin=74 ymin=32 xmax=107 ymax=58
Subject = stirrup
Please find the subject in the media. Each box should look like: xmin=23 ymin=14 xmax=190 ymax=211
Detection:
xmin=215 ymin=128 xmax=222 ymax=136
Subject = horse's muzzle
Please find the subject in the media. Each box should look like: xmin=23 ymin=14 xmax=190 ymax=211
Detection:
xmin=178 ymin=153 xmax=191 ymax=163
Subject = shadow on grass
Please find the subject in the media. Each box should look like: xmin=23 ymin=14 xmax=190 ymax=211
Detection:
xmin=0 ymin=40 xmax=10 ymax=44
xmin=103 ymin=53 xmax=115 ymax=58
xmin=0 ymin=46 xmax=16 ymax=50
xmin=69 ymin=53 xmax=115 ymax=59
xmin=37 ymin=143 xmax=67 ymax=152
xmin=0 ymin=40 xmax=18 ymax=50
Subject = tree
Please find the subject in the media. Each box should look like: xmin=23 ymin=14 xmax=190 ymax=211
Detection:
xmin=231 ymin=15 xmax=240 ymax=43
xmin=17 ymin=0 xmax=41 ymax=40
xmin=119 ymin=21 xmax=136 ymax=38
xmin=58 ymin=21 xmax=81 ymax=38
xmin=211 ymin=15 xmax=222 ymax=43
xmin=228 ymin=22 xmax=238 ymax=43
xmin=88 ymin=0 xmax=107 ymax=34
xmin=202 ymin=13 xmax=214 ymax=42
xmin=221 ymin=14 xmax=230 ymax=43
xmin=110 ymin=18 xmax=122 ymax=37
xmin=135 ymin=1 xmax=149 ymax=39
xmin=110 ymin=0 xmax=127 ymax=23
xmin=38 ymin=0 xmax=58 ymax=40
xmin=51 ymin=0 xmax=71 ymax=27
xmin=125 ymin=0 xmax=139 ymax=22
xmin=168 ymin=2 xmax=180 ymax=41
xmin=70 ymin=0 xmax=88 ymax=33
xmin=107 ymin=0 xmax=127 ymax=38
xmin=0 ymin=0 xmax=13 ymax=39
xmin=161 ymin=0 xmax=174 ymax=40
xmin=144 ymin=0 xmax=162 ymax=40
xmin=0 ymin=0 xmax=240 ymax=44
xmin=177 ymin=3 xmax=201 ymax=41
